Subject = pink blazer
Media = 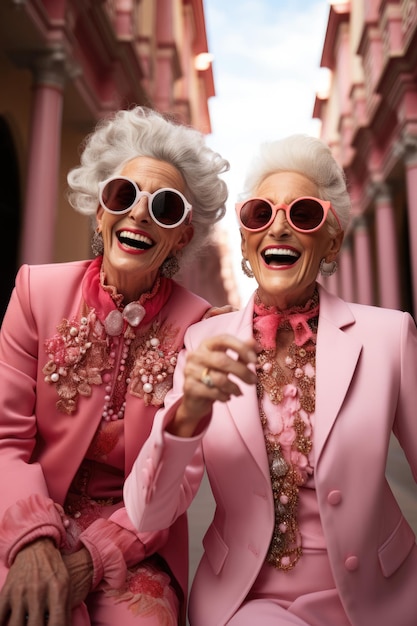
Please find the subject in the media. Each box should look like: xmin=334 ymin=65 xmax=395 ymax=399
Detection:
xmin=125 ymin=284 xmax=417 ymax=626
xmin=0 ymin=260 xmax=210 ymax=603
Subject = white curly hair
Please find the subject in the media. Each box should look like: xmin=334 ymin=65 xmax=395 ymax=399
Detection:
xmin=67 ymin=107 xmax=230 ymax=262
xmin=241 ymin=134 xmax=351 ymax=235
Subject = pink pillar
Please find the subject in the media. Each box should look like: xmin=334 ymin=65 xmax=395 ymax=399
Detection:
xmin=403 ymin=148 xmax=417 ymax=317
xmin=154 ymin=0 xmax=174 ymax=113
xmin=173 ymin=2 xmax=192 ymax=125
xmin=114 ymin=0 xmax=134 ymax=38
xmin=339 ymin=240 xmax=355 ymax=302
xmin=353 ymin=216 xmax=374 ymax=305
xmin=374 ymin=186 xmax=401 ymax=309
xmin=20 ymin=54 xmax=65 ymax=265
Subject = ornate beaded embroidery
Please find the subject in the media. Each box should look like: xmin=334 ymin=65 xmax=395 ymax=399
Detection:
xmin=43 ymin=310 xmax=180 ymax=417
xmin=253 ymin=292 xmax=318 ymax=571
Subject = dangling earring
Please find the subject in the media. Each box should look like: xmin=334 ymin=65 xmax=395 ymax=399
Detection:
xmin=241 ymin=258 xmax=254 ymax=278
xmin=319 ymin=258 xmax=338 ymax=277
xmin=160 ymin=255 xmax=180 ymax=278
xmin=91 ymin=229 xmax=104 ymax=256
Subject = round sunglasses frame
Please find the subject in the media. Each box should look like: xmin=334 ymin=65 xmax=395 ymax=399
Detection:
xmin=235 ymin=196 xmax=341 ymax=233
xmin=98 ymin=175 xmax=192 ymax=229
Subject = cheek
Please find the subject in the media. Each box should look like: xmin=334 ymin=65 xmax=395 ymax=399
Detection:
xmin=242 ymin=233 xmax=260 ymax=258
xmin=101 ymin=215 xmax=120 ymax=236
xmin=301 ymin=233 xmax=328 ymax=256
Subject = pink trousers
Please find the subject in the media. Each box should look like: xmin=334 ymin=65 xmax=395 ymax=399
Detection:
xmin=225 ymin=590 xmax=351 ymax=626
xmin=0 ymin=561 xmax=180 ymax=626
xmin=74 ymin=584 xmax=179 ymax=626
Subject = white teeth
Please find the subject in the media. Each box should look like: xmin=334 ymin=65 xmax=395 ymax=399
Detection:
xmin=119 ymin=230 xmax=152 ymax=246
xmin=264 ymin=248 xmax=299 ymax=257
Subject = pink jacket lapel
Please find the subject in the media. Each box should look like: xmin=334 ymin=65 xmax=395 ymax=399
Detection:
xmin=314 ymin=285 xmax=362 ymax=463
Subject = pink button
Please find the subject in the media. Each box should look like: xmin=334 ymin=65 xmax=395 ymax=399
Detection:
xmin=345 ymin=556 xmax=359 ymax=571
xmin=327 ymin=490 xmax=342 ymax=505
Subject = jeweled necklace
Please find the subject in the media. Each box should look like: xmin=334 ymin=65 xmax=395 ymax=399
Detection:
xmin=253 ymin=289 xmax=318 ymax=571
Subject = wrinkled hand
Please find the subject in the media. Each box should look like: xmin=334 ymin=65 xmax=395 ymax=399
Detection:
xmin=0 ymin=538 xmax=71 ymax=626
xmin=167 ymin=334 xmax=258 ymax=437
xmin=62 ymin=548 xmax=93 ymax=609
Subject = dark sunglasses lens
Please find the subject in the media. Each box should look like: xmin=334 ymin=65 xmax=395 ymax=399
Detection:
xmin=152 ymin=190 xmax=185 ymax=225
xmin=102 ymin=179 xmax=137 ymax=212
xmin=290 ymin=199 xmax=324 ymax=230
xmin=240 ymin=200 xmax=273 ymax=229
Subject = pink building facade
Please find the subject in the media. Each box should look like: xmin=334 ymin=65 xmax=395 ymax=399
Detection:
xmin=313 ymin=0 xmax=417 ymax=318
xmin=0 ymin=0 xmax=236 ymax=322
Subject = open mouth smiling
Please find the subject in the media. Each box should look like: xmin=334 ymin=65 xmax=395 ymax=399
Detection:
xmin=117 ymin=230 xmax=154 ymax=251
xmin=262 ymin=246 xmax=300 ymax=267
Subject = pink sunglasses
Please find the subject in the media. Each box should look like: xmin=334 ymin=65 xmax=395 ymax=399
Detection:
xmin=236 ymin=196 xmax=341 ymax=233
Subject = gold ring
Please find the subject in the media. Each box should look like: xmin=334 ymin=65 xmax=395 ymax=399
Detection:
xmin=201 ymin=367 xmax=214 ymax=388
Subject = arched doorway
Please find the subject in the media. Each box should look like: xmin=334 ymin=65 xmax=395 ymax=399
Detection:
xmin=0 ymin=117 xmax=21 ymax=325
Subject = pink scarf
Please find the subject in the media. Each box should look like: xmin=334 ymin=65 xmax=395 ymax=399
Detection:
xmin=253 ymin=291 xmax=319 ymax=350
xmin=82 ymin=257 xmax=173 ymax=334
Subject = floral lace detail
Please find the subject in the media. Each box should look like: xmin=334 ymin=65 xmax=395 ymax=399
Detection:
xmin=43 ymin=312 xmax=110 ymax=414
xmin=254 ymin=292 xmax=317 ymax=571
xmin=43 ymin=310 xmax=180 ymax=415
xmin=129 ymin=321 xmax=178 ymax=407
xmin=105 ymin=560 xmax=178 ymax=626
xmin=256 ymin=354 xmax=315 ymax=570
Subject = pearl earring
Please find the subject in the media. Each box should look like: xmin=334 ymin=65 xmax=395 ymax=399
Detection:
xmin=319 ymin=258 xmax=338 ymax=277
xmin=91 ymin=230 xmax=104 ymax=256
xmin=160 ymin=255 xmax=180 ymax=278
xmin=241 ymin=258 xmax=254 ymax=278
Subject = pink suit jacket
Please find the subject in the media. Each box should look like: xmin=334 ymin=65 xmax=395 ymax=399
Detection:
xmin=0 ymin=260 xmax=210 ymax=604
xmin=125 ymin=284 xmax=417 ymax=626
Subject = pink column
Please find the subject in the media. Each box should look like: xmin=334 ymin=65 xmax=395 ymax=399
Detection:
xmin=20 ymin=53 xmax=65 ymax=265
xmin=154 ymin=0 xmax=174 ymax=113
xmin=353 ymin=216 xmax=374 ymax=305
xmin=114 ymin=0 xmax=134 ymax=38
xmin=374 ymin=185 xmax=401 ymax=309
xmin=403 ymin=143 xmax=417 ymax=316
xmin=339 ymin=240 xmax=355 ymax=302
xmin=173 ymin=2 xmax=192 ymax=125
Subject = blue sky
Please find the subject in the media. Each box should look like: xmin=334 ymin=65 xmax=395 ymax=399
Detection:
xmin=203 ymin=0 xmax=330 ymax=303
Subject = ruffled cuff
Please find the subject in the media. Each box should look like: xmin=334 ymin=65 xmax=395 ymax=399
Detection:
xmin=0 ymin=494 xmax=67 ymax=566
xmin=79 ymin=518 xmax=145 ymax=590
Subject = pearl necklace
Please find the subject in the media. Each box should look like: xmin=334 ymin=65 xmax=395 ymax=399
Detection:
xmin=100 ymin=302 xmax=147 ymax=421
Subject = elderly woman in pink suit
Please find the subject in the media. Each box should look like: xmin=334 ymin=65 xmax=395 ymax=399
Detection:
xmin=125 ymin=134 xmax=417 ymax=626
xmin=0 ymin=107 xmax=229 ymax=626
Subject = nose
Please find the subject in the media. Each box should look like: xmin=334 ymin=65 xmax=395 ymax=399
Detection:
xmin=268 ymin=207 xmax=290 ymax=234
xmin=129 ymin=195 xmax=151 ymax=222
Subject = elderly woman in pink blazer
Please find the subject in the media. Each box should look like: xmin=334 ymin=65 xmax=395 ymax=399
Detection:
xmin=0 ymin=107 xmax=229 ymax=626
xmin=125 ymin=134 xmax=417 ymax=626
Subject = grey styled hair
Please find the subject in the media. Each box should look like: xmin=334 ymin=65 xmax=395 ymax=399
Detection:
xmin=241 ymin=134 xmax=351 ymax=235
xmin=67 ymin=107 xmax=229 ymax=261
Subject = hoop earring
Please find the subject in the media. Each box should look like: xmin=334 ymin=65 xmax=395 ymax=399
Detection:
xmin=319 ymin=258 xmax=338 ymax=277
xmin=91 ymin=230 xmax=104 ymax=257
xmin=241 ymin=258 xmax=254 ymax=278
xmin=160 ymin=255 xmax=180 ymax=278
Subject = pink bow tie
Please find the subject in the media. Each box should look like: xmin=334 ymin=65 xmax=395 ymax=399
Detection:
xmin=253 ymin=299 xmax=319 ymax=350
